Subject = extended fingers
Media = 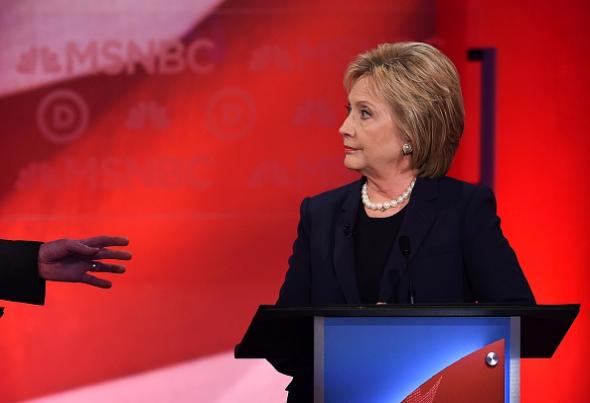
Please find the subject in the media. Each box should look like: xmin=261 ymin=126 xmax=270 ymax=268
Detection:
xmin=64 ymin=240 xmax=100 ymax=256
xmin=81 ymin=261 xmax=125 ymax=288
xmin=82 ymin=273 xmax=112 ymax=289
xmin=92 ymin=249 xmax=132 ymax=261
xmin=89 ymin=262 xmax=126 ymax=274
xmin=80 ymin=236 xmax=129 ymax=248
xmin=40 ymin=239 xmax=99 ymax=262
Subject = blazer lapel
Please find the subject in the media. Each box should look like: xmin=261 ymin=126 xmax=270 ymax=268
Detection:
xmin=379 ymin=177 xmax=439 ymax=303
xmin=333 ymin=179 xmax=363 ymax=304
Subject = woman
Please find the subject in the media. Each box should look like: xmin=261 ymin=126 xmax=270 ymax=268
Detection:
xmin=274 ymin=42 xmax=535 ymax=401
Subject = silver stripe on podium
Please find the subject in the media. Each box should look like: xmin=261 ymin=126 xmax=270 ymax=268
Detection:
xmin=510 ymin=316 xmax=521 ymax=403
xmin=314 ymin=316 xmax=325 ymax=403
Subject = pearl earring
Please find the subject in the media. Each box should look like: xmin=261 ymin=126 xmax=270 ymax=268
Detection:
xmin=402 ymin=143 xmax=413 ymax=155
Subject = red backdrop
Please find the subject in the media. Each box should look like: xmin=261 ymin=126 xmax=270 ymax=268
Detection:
xmin=0 ymin=0 xmax=588 ymax=401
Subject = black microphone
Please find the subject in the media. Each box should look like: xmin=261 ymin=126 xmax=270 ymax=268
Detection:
xmin=399 ymin=236 xmax=415 ymax=304
xmin=343 ymin=224 xmax=354 ymax=238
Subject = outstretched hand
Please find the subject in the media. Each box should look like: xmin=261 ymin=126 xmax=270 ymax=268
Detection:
xmin=38 ymin=236 xmax=132 ymax=288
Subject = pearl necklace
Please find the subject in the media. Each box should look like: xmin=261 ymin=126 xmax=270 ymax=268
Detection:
xmin=361 ymin=178 xmax=416 ymax=212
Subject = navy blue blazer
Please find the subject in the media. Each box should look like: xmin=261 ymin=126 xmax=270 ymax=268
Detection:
xmin=277 ymin=176 xmax=535 ymax=306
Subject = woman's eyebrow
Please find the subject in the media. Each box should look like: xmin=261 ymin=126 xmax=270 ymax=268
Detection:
xmin=350 ymin=99 xmax=376 ymax=108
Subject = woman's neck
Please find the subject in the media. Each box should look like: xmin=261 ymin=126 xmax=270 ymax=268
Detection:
xmin=364 ymin=168 xmax=417 ymax=202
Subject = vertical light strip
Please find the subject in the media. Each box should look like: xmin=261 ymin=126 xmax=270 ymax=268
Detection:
xmin=314 ymin=316 xmax=325 ymax=403
xmin=509 ymin=316 xmax=521 ymax=403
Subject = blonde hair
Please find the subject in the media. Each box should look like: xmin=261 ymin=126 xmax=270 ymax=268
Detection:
xmin=344 ymin=42 xmax=464 ymax=177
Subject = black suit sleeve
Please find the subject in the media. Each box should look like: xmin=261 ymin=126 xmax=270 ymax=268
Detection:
xmin=271 ymin=198 xmax=314 ymax=385
xmin=277 ymin=197 xmax=312 ymax=306
xmin=463 ymin=186 xmax=535 ymax=303
xmin=0 ymin=240 xmax=46 ymax=305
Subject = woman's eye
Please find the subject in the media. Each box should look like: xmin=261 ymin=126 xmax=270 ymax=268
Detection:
xmin=345 ymin=104 xmax=352 ymax=115
xmin=360 ymin=109 xmax=371 ymax=119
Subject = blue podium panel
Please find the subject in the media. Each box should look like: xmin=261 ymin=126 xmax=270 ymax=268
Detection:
xmin=314 ymin=316 xmax=520 ymax=403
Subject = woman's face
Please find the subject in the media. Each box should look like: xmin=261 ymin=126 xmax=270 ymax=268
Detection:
xmin=339 ymin=77 xmax=406 ymax=177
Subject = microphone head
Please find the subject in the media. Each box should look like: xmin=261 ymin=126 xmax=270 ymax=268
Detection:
xmin=343 ymin=224 xmax=353 ymax=238
xmin=399 ymin=235 xmax=411 ymax=256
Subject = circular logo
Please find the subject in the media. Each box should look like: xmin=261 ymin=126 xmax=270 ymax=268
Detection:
xmin=205 ymin=88 xmax=255 ymax=140
xmin=36 ymin=89 xmax=89 ymax=144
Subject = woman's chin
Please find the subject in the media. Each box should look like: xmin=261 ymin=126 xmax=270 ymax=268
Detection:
xmin=343 ymin=156 xmax=365 ymax=171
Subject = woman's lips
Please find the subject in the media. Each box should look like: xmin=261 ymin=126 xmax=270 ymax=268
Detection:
xmin=344 ymin=146 xmax=360 ymax=153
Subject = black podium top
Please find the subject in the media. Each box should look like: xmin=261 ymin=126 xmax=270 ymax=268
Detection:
xmin=235 ymin=304 xmax=579 ymax=359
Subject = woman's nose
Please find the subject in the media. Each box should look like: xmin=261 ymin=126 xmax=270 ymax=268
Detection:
xmin=339 ymin=115 xmax=353 ymax=137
